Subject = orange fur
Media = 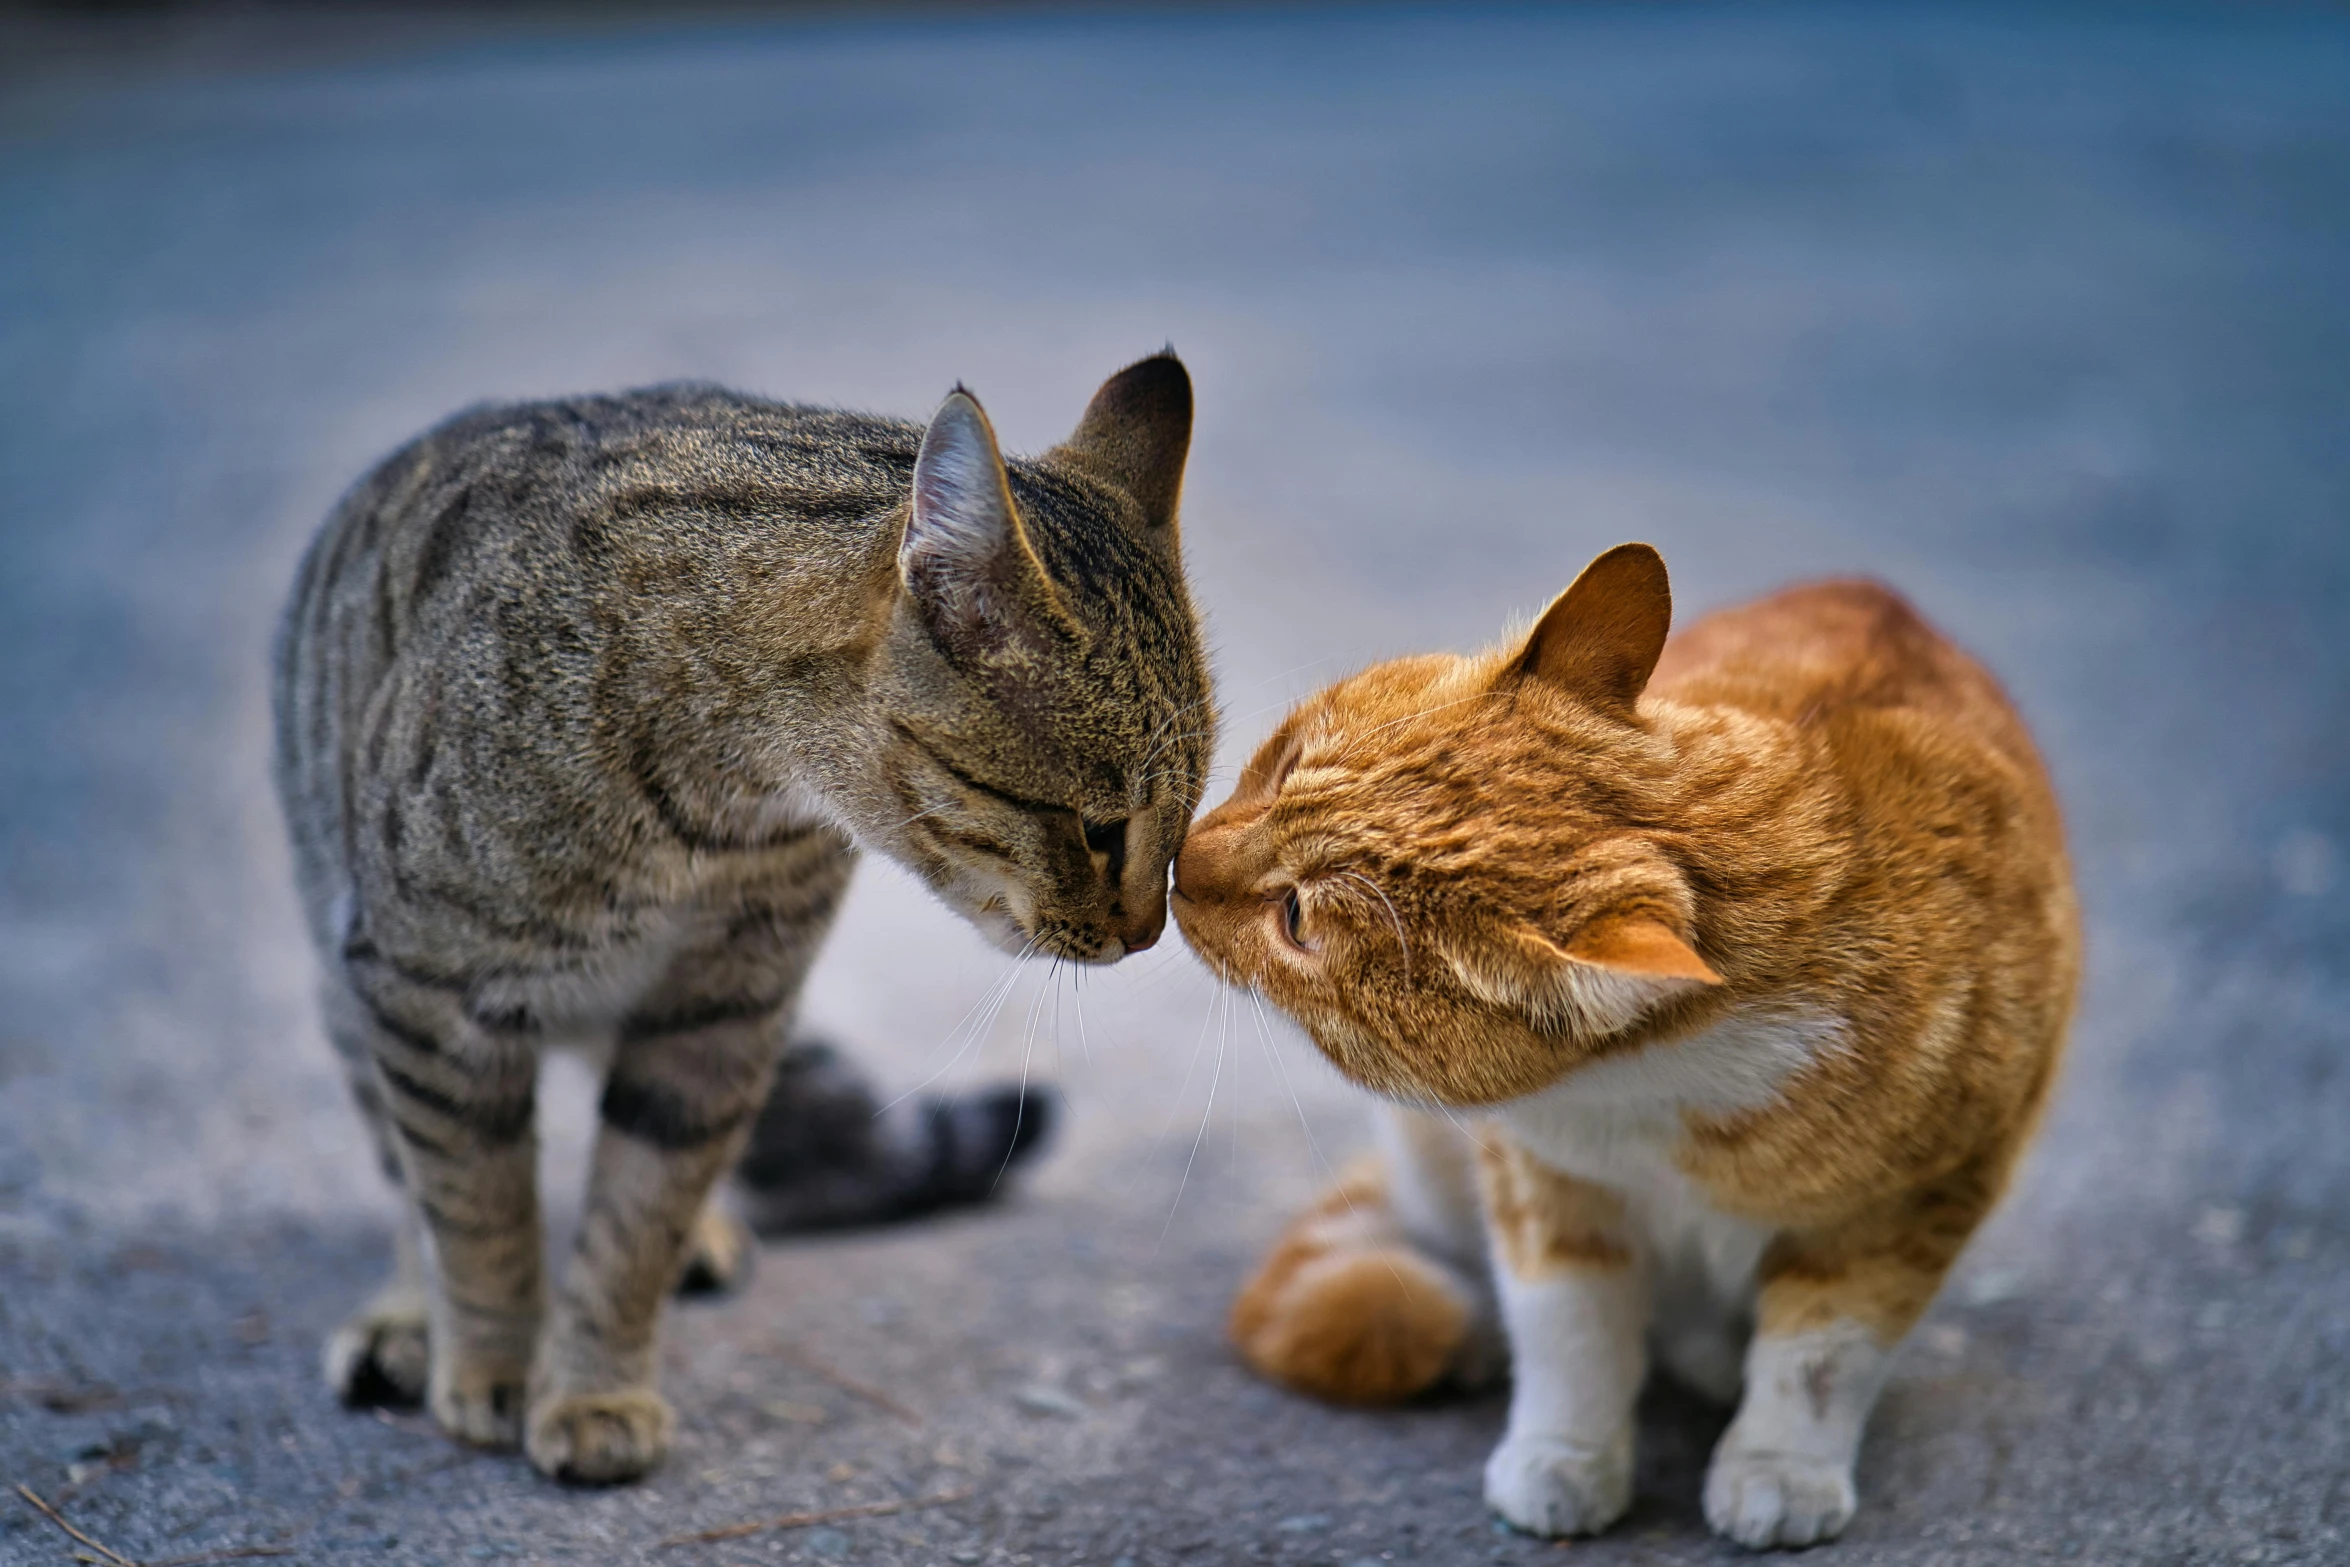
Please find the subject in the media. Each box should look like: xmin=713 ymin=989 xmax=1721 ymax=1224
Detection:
xmin=1227 ymin=1158 xmax=1474 ymax=1404
xmin=1179 ymin=545 xmax=2078 ymax=1545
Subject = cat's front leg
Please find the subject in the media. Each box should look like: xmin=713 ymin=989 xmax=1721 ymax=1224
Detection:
xmin=1476 ymin=1139 xmax=1647 ymax=1538
xmin=1704 ymin=1231 xmax=1952 ymax=1550
xmin=526 ymin=986 xmax=790 ymax=1482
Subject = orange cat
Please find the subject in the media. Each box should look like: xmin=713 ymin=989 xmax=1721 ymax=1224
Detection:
xmin=1173 ymin=545 xmax=2077 ymax=1549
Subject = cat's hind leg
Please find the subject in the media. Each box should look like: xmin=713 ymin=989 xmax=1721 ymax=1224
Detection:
xmin=1230 ymin=1106 xmax=1496 ymax=1404
xmin=329 ymin=966 xmax=546 ymax=1449
xmin=319 ymin=983 xmax=432 ymax=1406
xmin=675 ymin=1202 xmax=756 ymax=1295
xmin=324 ymin=1210 xmax=431 ymax=1405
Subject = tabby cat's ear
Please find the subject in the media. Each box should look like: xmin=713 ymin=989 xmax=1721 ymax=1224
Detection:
xmin=1446 ymin=909 xmax=1719 ymax=1037
xmin=1510 ymin=543 xmax=1672 ymax=714
xmin=903 ymin=388 xmax=1071 ymax=652
xmin=1053 ymin=350 xmax=1193 ymax=539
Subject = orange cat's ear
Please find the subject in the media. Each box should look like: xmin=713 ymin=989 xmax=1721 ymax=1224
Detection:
xmin=1561 ymin=913 xmax=1722 ymax=985
xmin=1510 ymin=543 xmax=1672 ymax=714
xmin=1445 ymin=909 xmax=1718 ymax=1037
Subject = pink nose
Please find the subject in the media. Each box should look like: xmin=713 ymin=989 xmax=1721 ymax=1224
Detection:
xmin=1120 ymin=898 xmax=1167 ymax=954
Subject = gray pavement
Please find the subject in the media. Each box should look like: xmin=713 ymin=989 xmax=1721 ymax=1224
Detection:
xmin=2 ymin=5 xmax=2347 ymax=1564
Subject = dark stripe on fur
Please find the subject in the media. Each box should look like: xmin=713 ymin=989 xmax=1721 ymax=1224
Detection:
xmin=363 ymin=996 xmax=442 ymax=1057
xmin=626 ymin=733 xmax=829 ymax=856
xmin=618 ymin=993 xmax=786 ymax=1043
xmin=376 ymin=1059 xmax=533 ymax=1144
xmin=892 ymin=721 xmax=1072 ymax=818
xmin=599 ymin=1076 xmax=755 ymax=1151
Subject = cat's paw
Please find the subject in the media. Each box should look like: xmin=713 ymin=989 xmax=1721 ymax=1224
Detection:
xmin=1703 ymin=1448 xmax=1856 ymax=1550
xmin=324 ymin=1294 xmax=430 ymax=1407
xmin=525 ymin=1388 xmax=675 ymax=1484
xmin=675 ymin=1205 xmax=755 ymax=1296
xmin=429 ymin=1362 xmax=527 ymax=1450
xmin=1483 ymin=1431 xmax=1633 ymax=1538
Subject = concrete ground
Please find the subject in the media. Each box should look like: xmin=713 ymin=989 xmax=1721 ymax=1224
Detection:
xmin=2 ymin=4 xmax=2346 ymax=1564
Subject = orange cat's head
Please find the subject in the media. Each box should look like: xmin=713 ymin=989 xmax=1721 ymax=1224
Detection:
xmin=1172 ymin=544 xmax=1725 ymax=1107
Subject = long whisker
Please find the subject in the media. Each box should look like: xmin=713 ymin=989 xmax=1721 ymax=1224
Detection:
xmin=1247 ymin=990 xmax=1359 ymax=1217
xmin=1158 ymin=985 xmax=1230 ymax=1255
xmin=1328 ymin=691 xmax=1500 ymax=763
xmin=877 ymin=937 xmax=1037 ymax=1115
xmin=1245 ymin=993 xmax=1417 ymax=1293
xmin=993 ymin=960 xmax=1055 ymax=1192
xmin=1129 ymin=976 xmax=1220 ymax=1199
xmin=1069 ymin=953 xmax=1094 ymax=1070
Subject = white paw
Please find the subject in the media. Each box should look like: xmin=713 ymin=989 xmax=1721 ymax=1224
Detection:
xmin=323 ymin=1294 xmax=430 ymax=1406
xmin=1483 ymin=1430 xmax=1633 ymax=1538
xmin=1703 ymin=1447 xmax=1856 ymax=1550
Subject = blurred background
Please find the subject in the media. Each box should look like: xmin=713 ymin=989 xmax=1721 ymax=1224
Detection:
xmin=2 ymin=3 xmax=2345 ymax=1564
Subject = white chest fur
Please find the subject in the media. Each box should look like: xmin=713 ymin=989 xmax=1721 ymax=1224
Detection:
xmin=1486 ymin=1010 xmax=1845 ymax=1320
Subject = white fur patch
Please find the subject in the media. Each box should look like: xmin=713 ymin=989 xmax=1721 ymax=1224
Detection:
xmin=1488 ymin=1011 xmax=1847 ymax=1381
xmin=1531 ymin=1009 xmax=1848 ymax=1119
xmin=1704 ymin=1320 xmax=1890 ymax=1549
xmin=1484 ymin=1261 xmax=1644 ymax=1537
xmin=1372 ymin=1105 xmax=1487 ymax=1266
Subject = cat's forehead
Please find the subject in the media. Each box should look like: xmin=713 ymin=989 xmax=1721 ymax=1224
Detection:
xmin=1298 ymin=654 xmax=1491 ymax=754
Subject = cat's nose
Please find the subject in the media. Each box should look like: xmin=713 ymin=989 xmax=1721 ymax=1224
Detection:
xmin=1118 ymin=899 xmax=1166 ymax=954
xmin=1172 ymin=838 xmax=1207 ymax=901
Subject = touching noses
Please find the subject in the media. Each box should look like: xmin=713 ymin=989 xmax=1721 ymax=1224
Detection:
xmin=1173 ymin=810 xmax=1248 ymax=904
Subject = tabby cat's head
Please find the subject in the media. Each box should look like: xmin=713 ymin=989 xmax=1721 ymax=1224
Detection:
xmin=1172 ymin=545 xmax=1725 ymax=1106
xmin=866 ymin=354 xmax=1214 ymax=965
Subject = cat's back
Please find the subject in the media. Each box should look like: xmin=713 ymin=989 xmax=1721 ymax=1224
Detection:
xmin=1650 ymin=578 xmax=2042 ymax=788
xmin=270 ymin=386 xmax=917 ymax=944
xmin=289 ymin=385 xmax=916 ymax=634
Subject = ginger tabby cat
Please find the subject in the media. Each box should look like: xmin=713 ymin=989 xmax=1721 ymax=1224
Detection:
xmin=1172 ymin=544 xmax=2077 ymax=1549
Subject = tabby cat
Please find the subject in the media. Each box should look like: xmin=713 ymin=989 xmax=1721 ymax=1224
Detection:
xmin=1174 ymin=544 xmax=2076 ymax=1548
xmin=272 ymin=354 xmax=1211 ymax=1482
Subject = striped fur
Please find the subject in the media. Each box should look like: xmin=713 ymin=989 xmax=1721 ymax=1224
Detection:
xmin=272 ymin=355 xmax=1211 ymax=1482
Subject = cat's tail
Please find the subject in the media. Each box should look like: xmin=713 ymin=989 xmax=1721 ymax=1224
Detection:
xmin=1230 ymin=1109 xmax=1501 ymax=1404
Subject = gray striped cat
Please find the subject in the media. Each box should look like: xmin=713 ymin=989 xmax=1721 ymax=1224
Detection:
xmin=271 ymin=354 xmax=1211 ymax=1482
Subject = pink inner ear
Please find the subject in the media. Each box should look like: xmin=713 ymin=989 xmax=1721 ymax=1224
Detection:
xmin=1563 ymin=915 xmax=1723 ymax=984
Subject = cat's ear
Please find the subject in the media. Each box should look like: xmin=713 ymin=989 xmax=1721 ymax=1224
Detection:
xmin=1053 ymin=350 xmax=1193 ymax=539
xmin=1510 ymin=543 xmax=1672 ymax=714
xmin=1446 ymin=910 xmax=1719 ymax=1036
xmin=1558 ymin=912 xmax=1722 ymax=984
xmin=903 ymin=387 xmax=1071 ymax=651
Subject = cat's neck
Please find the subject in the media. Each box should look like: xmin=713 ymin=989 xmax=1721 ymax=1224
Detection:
xmin=597 ymin=516 xmax=907 ymax=842
xmin=1634 ymin=696 xmax=1855 ymax=980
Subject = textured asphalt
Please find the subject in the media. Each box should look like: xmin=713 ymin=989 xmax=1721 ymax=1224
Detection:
xmin=2 ymin=5 xmax=2347 ymax=1565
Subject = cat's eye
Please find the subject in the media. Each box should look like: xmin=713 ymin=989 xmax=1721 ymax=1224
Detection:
xmin=1084 ymin=817 xmax=1128 ymax=886
xmin=1278 ymin=887 xmax=1311 ymax=950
